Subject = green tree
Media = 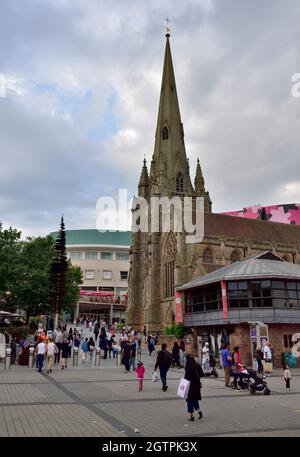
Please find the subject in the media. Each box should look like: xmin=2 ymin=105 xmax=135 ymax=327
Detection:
xmin=11 ymin=236 xmax=55 ymax=321
xmin=63 ymin=261 xmax=83 ymax=315
xmin=50 ymin=217 xmax=68 ymax=327
xmin=0 ymin=223 xmax=22 ymax=296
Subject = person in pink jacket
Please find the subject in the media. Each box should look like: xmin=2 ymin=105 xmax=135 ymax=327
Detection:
xmin=136 ymin=361 xmax=145 ymax=391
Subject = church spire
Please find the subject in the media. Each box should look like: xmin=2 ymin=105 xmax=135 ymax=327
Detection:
xmin=194 ymin=158 xmax=205 ymax=194
xmin=150 ymin=34 xmax=194 ymax=197
xmin=138 ymin=158 xmax=149 ymax=198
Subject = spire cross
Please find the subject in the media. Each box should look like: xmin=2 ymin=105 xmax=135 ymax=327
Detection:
xmin=165 ymin=17 xmax=171 ymax=34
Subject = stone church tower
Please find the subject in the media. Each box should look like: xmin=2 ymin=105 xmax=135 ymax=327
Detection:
xmin=126 ymin=34 xmax=211 ymax=331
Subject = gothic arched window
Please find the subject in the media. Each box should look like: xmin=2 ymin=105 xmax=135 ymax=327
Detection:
xmin=162 ymin=127 xmax=169 ymax=140
xmin=203 ymin=248 xmax=213 ymax=264
xmin=230 ymin=250 xmax=241 ymax=264
xmin=176 ymin=172 xmax=184 ymax=193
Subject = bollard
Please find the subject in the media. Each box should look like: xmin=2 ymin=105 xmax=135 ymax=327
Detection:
xmin=28 ymin=346 xmax=35 ymax=368
xmin=5 ymin=348 xmax=12 ymax=370
xmin=73 ymin=347 xmax=79 ymax=367
xmin=95 ymin=348 xmax=100 ymax=366
xmin=116 ymin=351 xmax=121 ymax=367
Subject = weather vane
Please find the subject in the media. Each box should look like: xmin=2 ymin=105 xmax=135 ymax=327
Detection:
xmin=165 ymin=17 xmax=171 ymax=34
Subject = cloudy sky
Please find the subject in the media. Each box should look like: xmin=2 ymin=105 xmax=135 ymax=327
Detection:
xmin=1 ymin=0 xmax=300 ymax=238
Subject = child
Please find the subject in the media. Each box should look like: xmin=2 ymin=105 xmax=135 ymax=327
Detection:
xmin=283 ymin=365 xmax=292 ymax=391
xmin=136 ymin=361 xmax=145 ymax=392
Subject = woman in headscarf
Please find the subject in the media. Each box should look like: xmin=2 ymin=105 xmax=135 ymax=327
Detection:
xmin=184 ymin=354 xmax=204 ymax=421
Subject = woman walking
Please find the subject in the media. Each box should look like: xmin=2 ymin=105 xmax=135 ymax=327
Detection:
xmin=184 ymin=354 xmax=204 ymax=421
xmin=61 ymin=338 xmax=69 ymax=370
xmin=88 ymin=337 xmax=95 ymax=363
xmin=46 ymin=336 xmax=58 ymax=374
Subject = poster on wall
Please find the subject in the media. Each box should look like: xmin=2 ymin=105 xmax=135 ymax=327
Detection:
xmin=221 ymin=280 xmax=228 ymax=319
xmin=175 ymin=291 xmax=183 ymax=323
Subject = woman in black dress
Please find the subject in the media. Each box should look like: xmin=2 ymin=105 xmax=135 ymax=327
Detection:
xmin=184 ymin=354 xmax=204 ymax=421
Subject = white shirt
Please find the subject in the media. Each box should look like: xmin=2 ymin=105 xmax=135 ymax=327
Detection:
xmin=263 ymin=346 xmax=272 ymax=360
xmin=46 ymin=342 xmax=56 ymax=356
xmin=37 ymin=342 xmax=46 ymax=355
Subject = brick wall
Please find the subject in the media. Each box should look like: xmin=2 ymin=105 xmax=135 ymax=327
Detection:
xmin=268 ymin=324 xmax=300 ymax=368
xmin=229 ymin=324 xmax=253 ymax=367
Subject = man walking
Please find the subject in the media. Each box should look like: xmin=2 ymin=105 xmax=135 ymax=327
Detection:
xmin=221 ymin=343 xmax=231 ymax=387
xmin=36 ymin=340 xmax=46 ymax=373
xmin=154 ymin=343 xmax=172 ymax=392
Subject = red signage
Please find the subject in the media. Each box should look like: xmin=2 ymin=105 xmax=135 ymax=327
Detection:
xmin=175 ymin=291 xmax=183 ymax=323
xmin=221 ymin=280 xmax=228 ymax=319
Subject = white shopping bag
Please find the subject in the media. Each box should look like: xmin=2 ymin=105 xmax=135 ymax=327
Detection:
xmin=177 ymin=378 xmax=190 ymax=399
xmin=152 ymin=371 xmax=159 ymax=382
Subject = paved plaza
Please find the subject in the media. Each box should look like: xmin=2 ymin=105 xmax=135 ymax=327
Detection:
xmin=1 ymin=344 xmax=300 ymax=437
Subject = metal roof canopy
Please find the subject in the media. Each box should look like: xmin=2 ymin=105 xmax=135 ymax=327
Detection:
xmin=177 ymin=251 xmax=300 ymax=291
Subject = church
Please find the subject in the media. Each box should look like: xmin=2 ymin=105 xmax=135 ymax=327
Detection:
xmin=126 ymin=33 xmax=300 ymax=336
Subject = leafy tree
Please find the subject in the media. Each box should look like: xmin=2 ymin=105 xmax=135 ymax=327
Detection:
xmin=10 ymin=236 xmax=55 ymax=321
xmin=63 ymin=261 xmax=83 ymax=315
xmin=0 ymin=223 xmax=22 ymax=296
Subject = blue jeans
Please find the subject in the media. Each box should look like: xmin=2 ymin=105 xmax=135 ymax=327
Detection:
xmin=159 ymin=366 xmax=168 ymax=387
xmin=129 ymin=356 xmax=136 ymax=371
xmin=37 ymin=354 xmax=44 ymax=372
xmin=187 ymin=400 xmax=200 ymax=414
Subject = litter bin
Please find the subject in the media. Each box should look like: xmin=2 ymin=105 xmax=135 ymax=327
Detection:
xmin=282 ymin=351 xmax=297 ymax=368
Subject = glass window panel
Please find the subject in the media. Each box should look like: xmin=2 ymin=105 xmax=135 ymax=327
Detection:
xmin=210 ymin=302 xmax=219 ymax=310
xmin=288 ymin=290 xmax=297 ymax=299
xmin=85 ymin=251 xmax=97 ymax=260
xmin=262 ymin=298 xmax=272 ymax=307
xmin=228 ymin=282 xmax=237 ymax=290
xmin=253 ymin=298 xmax=262 ymax=307
xmin=239 ymin=290 xmax=248 ymax=299
xmin=70 ymin=251 xmax=82 ymax=260
xmin=261 ymin=280 xmax=271 ymax=289
xmin=272 ymin=281 xmax=285 ymax=289
xmin=101 ymin=252 xmax=113 ymax=260
xmin=273 ymin=298 xmax=285 ymax=308
xmin=273 ymin=290 xmax=286 ymax=298
xmin=120 ymin=271 xmax=128 ymax=280
xmin=103 ymin=270 xmax=112 ymax=280
xmin=116 ymin=252 xmax=129 ymax=261
xmin=229 ymin=290 xmax=239 ymax=299
xmin=239 ymin=299 xmax=249 ymax=308
xmin=262 ymin=289 xmax=271 ymax=297
xmin=287 ymin=282 xmax=297 ymax=290
xmin=238 ymin=281 xmax=247 ymax=290
xmin=229 ymin=299 xmax=238 ymax=308
xmin=287 ymin=300 xmax=298 ymax=308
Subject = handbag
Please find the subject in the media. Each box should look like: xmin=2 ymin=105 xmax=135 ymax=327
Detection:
xmin=177 ymin=378 xmax=191 ymax=399
xmin=152 ymin=371 xmax=159 ymax=382
xmin=89 ymin=346 xmax=95 ymax=351
xmin=264 ymin=361 xmax=272 ymax=372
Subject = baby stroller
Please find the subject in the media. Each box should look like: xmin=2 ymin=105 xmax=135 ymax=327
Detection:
xmin=230 ymin=368 xmax=252 ymax=390
xmin=246 ymin=368 xmax=270 ymax=395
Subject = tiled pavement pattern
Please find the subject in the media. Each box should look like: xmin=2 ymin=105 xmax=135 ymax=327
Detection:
xmin=1 ymin=343 xmax=300 ymax=436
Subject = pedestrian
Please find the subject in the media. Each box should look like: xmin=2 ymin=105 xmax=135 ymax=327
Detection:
xmin=10 ymin=337 xmax=17 ymax=365
xmin=88 ymin=337 xmax=95 ymax=363
xmin=143 ymin=325 xmax=147 ymax=343
xmin=99 ymin=331 xmax=108 ymax=359
xmin=54 ymin=327 xmax=63 ymax=364
xmin=172 ymin=342 xmax=180 ymax=367
xmin=154 ymin=343 xmax=172 ymax=392
xmin=231 ymin=346 xmax=243 ymax=391
xmin=106 ymin=329 xmax=113 ymax=358
xmin=136 ymin=361 xmax=145 ymax=391
xmin=61 ymin=338 xmax=69 ymax=369
xmin=256 ymin=347 xmax=264 ymax=374
xmin=122 ymin=340 xmax=132 ymax=373
xmin=184 ymin=354 xmax=204 ymax=421
xmin=221 ymin=343 xmax=231 ymax=387
xmin=147 ymin=334 xmax=155 ymax=356
xmin=201 ymin=342 xmax=210 ymax=373
xmin=82 ymin=338 xmax=89 ymax=364
xmin=283 ymin=365 xmax=292 ymax=391
xmin=262 ymin=342 xmax=272 ymax=376
xmin=94 ymin=325 xmax=99 ymax=342
xmin=46 ymin=337 xmax=58 ymax=374
xmin=36 ymin=339 xmax=46 ymax=373
xmin=129 ymin=339 xmax=136 ymax=371
xmin=136 ymin=333 xmax=142 ymax=361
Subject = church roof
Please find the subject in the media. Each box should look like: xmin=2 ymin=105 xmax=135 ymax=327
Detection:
xmin=203 ymin=212 xmax=300 ymax=245
xmin=178 ymin=251 xmax=300 ymax=290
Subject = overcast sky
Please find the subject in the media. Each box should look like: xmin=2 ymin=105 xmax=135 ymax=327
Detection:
xmin=1 ymin=0 xmax=300 ymax=238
